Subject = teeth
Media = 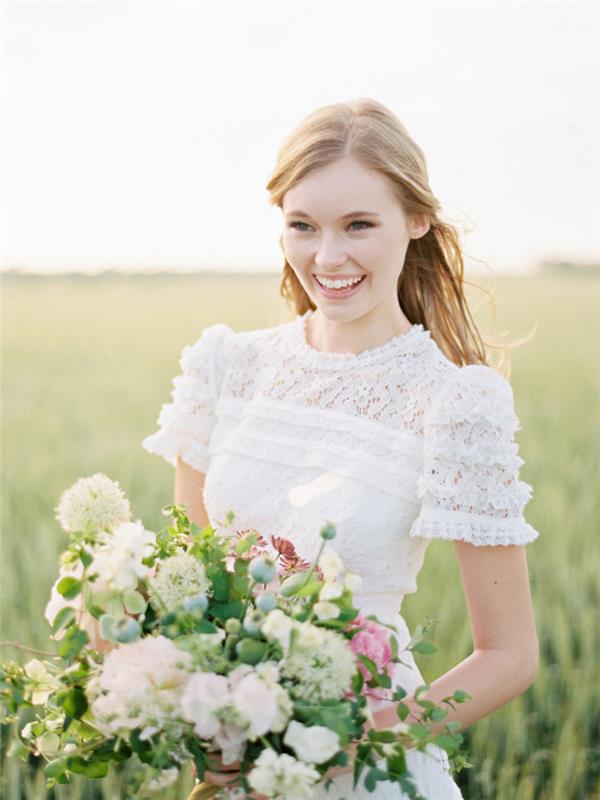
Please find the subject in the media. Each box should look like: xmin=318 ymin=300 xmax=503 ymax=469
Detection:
xmin=317 ymin=275 xmax=364 ymax=289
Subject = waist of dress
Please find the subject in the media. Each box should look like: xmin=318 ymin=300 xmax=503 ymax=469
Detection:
xmin=352 ymin=590 xmax=410 ymax=639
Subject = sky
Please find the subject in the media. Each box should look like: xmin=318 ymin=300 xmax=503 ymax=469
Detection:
xmin=1 ymin=1 xmax=599 ymax=275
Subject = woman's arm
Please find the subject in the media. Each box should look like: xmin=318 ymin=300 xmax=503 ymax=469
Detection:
xmin=375 ymin=541 xmax=540 ymax=734
xmin=175 ymin=455 xmax=210 ymax=529
xmin=322 ymin=542 xmax=539 ymax=782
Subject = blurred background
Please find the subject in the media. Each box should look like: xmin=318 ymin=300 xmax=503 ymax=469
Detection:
xmin=2 ymin=2 xmax=599 ymax=799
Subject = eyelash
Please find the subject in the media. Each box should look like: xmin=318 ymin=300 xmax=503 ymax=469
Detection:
xmin=288 ymin=220 xmax=373 ymax=232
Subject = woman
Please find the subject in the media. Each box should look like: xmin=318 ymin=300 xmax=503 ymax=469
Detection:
xmin=142 ymin=98 xmax=540 ymax=799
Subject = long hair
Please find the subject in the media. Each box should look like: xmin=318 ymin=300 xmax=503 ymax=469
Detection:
xmin=266 ymin=98 xmax=530 ymax=376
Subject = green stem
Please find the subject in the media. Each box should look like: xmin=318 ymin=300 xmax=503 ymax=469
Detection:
xmin=0 ymin=641 xmax=57 ymax=658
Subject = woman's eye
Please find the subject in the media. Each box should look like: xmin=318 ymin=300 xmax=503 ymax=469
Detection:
xmin=288 ymin=220 xmax=373 ymax=232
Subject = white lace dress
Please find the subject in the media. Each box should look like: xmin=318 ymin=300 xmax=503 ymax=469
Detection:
xmin=142 ymin=308 xmax=540 ymax=800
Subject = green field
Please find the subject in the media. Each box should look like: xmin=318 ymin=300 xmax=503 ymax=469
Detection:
xmin=1 ymin=272 xmax=598 ymax=799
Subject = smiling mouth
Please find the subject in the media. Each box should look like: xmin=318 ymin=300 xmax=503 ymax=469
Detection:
xmin=313 ymin=275 xmax=366 ymax=289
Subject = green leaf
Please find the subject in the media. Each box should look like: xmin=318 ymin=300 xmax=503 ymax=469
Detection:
xmin=351 ymin=669 xmax=364 ymax=695
xmin=79 ymin=549 xmax=93 ymax=568
xmin=61 ymin=686 xmax=88 ymax=719
xmin=209 ymin=570 xmax=230 ymax=602
xmin=278 ymin=571 xmax=310 ymax=597
xmin=57 ymin=577 xmax=82 ymax=600
xmin=452 ymin=689 xmax=472 ymax=703
xmin=106 ymin=596 xmax=124 ymax=618
xmin=432 ymin=734 xmax=459 ymax=753
xmin=234 ymin=539 xmax=252 ymax=555
xmin=236 ymin=638 xmax=267 ymax=665
xmin=234 ymin=558 xmax=249 ymax=575
xmin=51 ymin=606 xmax=76 ymax=634
xmin=58 ymin=626 xmax=89 ymax=660
xmin=430 ymin=707 xmax=448 ymax=722
xmin=368 ymin=729 xmax=396 ymax=743
xmin=364 ymin=767 xmax=389 ymax=791
xmin=210 ymin=600 xmax=244 ymax=622
xmin=232 ymin=575 xmax=251 ymax=596
xmin=67 ymin=756 xmax=109 ymax=778
xmin=294 ymin=580 xmax=323 ymax=598
xmin=87 ymin=605 xmax=104 ymax=620
xmin=378 ymin=672 xmax=391 ymax=688
xmin=123 ymin=590 xmax=146 ymax=615
xmin=357 ymin=654 xmax=379 ymax=679
xmin=410 ymin=640 xmax=437 ymax=655
xmin=386 ymin=748 xmax=407 ymax=776
xmin=44 ymin=757 xmax=69 ymax=780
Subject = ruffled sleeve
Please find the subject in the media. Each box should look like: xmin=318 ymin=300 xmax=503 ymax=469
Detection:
xmin=142 ymin=323 xmax=233 ymax=473
xmin=409 ymin=364 xmax=540 ymax=546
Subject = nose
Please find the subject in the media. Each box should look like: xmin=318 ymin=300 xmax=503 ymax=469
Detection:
xmin=314 ymin=231 xmax=347 ymax=270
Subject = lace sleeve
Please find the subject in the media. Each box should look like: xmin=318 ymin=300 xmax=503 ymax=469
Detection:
xmin=141 ymin=323 xmax=232 ymax=473
xmin=409 ymin=364 xmax=540 ymax=546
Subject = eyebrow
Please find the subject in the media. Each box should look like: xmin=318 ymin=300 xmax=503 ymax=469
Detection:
xmin=284 ymin=210 xmax=381 ymax=219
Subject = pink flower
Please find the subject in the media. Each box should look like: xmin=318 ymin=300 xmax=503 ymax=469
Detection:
xmin=347 ymin=614 xmax=394 ymax=701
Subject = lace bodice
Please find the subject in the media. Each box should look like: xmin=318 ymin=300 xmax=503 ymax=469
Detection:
xmin=142 ymin=309 xmax=539 ymax=599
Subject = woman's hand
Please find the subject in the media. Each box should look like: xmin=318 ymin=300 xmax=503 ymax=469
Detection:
xmin=192 ymin=753 xmax=268 ymax=800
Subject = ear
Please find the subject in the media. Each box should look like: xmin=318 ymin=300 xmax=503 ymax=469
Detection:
xmin=409 ymin=213 xmax=430 ymax=240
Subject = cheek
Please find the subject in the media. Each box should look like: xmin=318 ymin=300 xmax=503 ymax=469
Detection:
xmin=282 ymin=235 xmax=309 ymax=266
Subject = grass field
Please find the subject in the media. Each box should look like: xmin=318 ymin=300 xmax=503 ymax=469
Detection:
xmin=1 ymin=271 xmax=598 ymax=799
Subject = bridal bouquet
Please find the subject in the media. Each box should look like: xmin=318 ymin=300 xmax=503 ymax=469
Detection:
xmin=1 ymin=473 xmax=472 ymax=799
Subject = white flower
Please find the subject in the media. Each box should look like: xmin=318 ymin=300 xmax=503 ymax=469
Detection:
xmin=24 ymin=659 xmax=60 ymax=705
xmin=55 ymin=473 xmax=131 ymax=534
xmin=89 ymin=635 xmax=191 ymax=737
xmin=197 ymin=628 xmax=226 ymax=647
xmin=248 ymin=748 xmax=320 ymax=799
xmin=282 ymin=625 xmax=356 ymax=703
xmin=44 ymin=561 xmax=85 ymax=635
xmin=213 ymin=720 xmax=248 ymax=766
xmin=313 ymin=601 xmax=340 ymax=621
xmin=319 ymin=580 xmax=344 ymax=601
xmin=261 ymin=609 xmax=294 ymax=654
xmin=21 ymin=722 xmax=34 ymax=739
xmin=283 ymin=720 xmax=340 ymax=764
xmin=294 ymin=622 xmax=325 ymax=650
xmin=35 ymin=731 xmax=60 ymax=757
xmin=180 ymin=672 xmax=230 ymax=738
xmin=254 ymin=661 xmax=280 ymax=687
xmin=247 ymin=748 xmax=278 ymax=797
xmin=319 ymin=549 xmax=344 ymax=581
xmin=90 ymin=520 xmax=156 ymax=592
xmin=230 ymin=672 xmax=278 ymax=739
xmin=344 ymin=571 xmax=363 ymax=592
xmin=147 ymin=553 xmax=212 ymax=613
xmin=146 ymin=767 xmax=179 ymax=792
xmin=270 ymin=685 xmax=294 ymax=734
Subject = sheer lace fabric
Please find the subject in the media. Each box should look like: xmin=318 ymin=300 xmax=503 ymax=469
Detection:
xmin=142 ymin=309 xmax=540 ymax=799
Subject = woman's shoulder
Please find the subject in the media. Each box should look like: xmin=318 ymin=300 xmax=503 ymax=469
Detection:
xmin=427 ymin=358 xmax=517 ymax=430
xmin=181 ymin=316 xmax=297 ymax=377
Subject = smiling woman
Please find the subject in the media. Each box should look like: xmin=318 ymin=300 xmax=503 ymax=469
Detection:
xmin=141 ymin=97 xmax=540 ymax=800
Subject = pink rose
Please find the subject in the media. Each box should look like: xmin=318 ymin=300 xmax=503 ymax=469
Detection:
xmin=347 ymin=614 xmax=394 ymax=701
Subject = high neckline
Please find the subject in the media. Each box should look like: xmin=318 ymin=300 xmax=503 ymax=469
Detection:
xmin=293 ymin=308 xmax=430 ymax=366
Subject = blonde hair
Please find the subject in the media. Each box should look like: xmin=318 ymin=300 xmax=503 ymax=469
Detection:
xmin=266 ymin=98 xmax=527 ymax=377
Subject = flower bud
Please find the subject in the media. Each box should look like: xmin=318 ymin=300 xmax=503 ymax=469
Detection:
xmin=183 ymin=593 xmax=209 ymax=612
xmin=115 ymin=618 xmax=141 ymax=643
xmin=248 ymin=556 xmax=277 ymax=584
xmin=225 ymin=618 xmax=242 ymax=635
xmin=255 ymin=591 xmax=277 ymax=612
xmin=243 ymin=609 xmax=264 ymax=635
xmin=320 ymin=523 xmax=337 ymax=541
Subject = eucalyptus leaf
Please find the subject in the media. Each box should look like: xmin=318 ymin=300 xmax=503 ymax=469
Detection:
xmin=123 ymin=590 xmax=146 ymax=615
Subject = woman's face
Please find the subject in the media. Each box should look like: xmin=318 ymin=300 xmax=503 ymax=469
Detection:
xmin=281 ymin=155 xmax=428 ymax=325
